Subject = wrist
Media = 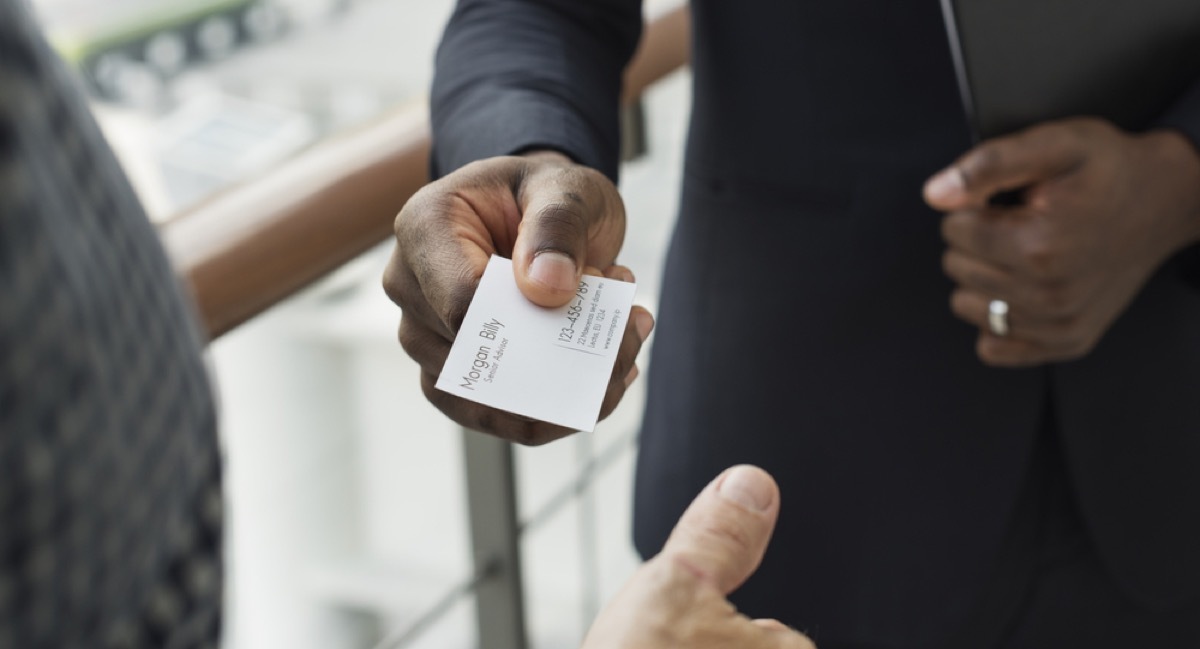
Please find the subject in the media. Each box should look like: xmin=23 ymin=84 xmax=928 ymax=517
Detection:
xmin=519 ymin=148 xmax=575 ymax=167
xmin=1141 ymin=128 xmax=1200 ymax=251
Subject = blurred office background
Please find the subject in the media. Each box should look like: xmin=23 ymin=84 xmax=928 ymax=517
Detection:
xmin=28 ymin=0 xmax=690 ymax=647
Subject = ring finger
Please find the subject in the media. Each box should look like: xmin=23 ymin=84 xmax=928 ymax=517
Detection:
xmin=949 ymin=289 xmax=1069 ymax=344
xmin=942 ymin=249 xmax=1017 ymax=300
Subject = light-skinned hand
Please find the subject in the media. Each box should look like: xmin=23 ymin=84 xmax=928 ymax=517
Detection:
xmin=582 ymin=465 xmax=816 ymax=649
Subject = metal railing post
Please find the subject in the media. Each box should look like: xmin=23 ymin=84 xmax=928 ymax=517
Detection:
xmin=620 ymin=99 xmax=649 ymax=162
xmin=462 ymin=428 xmax=528 ymax=649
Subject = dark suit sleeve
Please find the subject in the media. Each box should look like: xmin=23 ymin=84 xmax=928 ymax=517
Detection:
xmin=1156 ymin=78 xmax=1200 ymax=288
xmin=1157 ymin=78 xmax=1200 ymax=149
xmin=430 ymin=0 xmax=644 ymax=182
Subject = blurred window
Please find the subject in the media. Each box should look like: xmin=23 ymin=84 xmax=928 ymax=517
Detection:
xmin=30 ymin=0 xmax=453 ymax=221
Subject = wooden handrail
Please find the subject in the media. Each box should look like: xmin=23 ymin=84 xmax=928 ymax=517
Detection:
xmin=162 ymin=3 xmax=691 ymax=340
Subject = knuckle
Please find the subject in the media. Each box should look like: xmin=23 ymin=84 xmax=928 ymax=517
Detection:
xmin=976 ymin=345 xmax=996 ymax=365
xmin=382 ymin=248 xmax=422 ymax=308
xmin=392 ymin=191 xmax=490 ymax=333
xmin=1033 ymin=283 xmax=1074 ymax=315
xmin=397 ymin=318 xmax=417 ymax=352
xmin=942 ymin=252 xmax=987 ymax=290
xmin=419 ymin=371 xmax=438 ymax=402
xmin=439 ymin=276 xmax=477 ymax=332
xmin=599 ymin=378 xmax=630 ymax=422
xmin=552 ymin=163 xmax=595 ymax=191
xmin=528 ymin=164 xmax=624 ymax=237
xmin=473 ymin=407 xmax=505 ymax=440
xmin=940 ymin=213 xmax=969 ymax=244
xmin=509 ymin=422 xmax=544 ymax=446
xmin=421 ymin=371 xmax=457 ymax=414
xmin=393 ymin=196 xmax=420 ymax=239
xmin=382 ymin=265 xmax=405 ymax=306
xmin=531 ymin=201 xmax=589 ymax=246
xmin=395 ymin=183 xmax=443 ymax=240
xmin=492 ymin=414 xmax=566 ymax=446
xmin=939 ymin=216 xmax=954 ymax=242
xmin=397 ymin=317 xmax=433 ymax=359
xmin=962 ymin=145 xmax=1003 ymax=187
xmin=394 ymin=196 xmax=420 ymax=239
xmin=941 ymin=250 xmax=956 ymax=276
xmin=1018 ymin=237 xmax=1061 ymax=278
xmin=550 ymin=162 xmax=608 ymax=197
xmin=949 ymin=291 xmax=973 ymax=319
xmin=959 ymin=265 xmax=991 ymax=291
xmin=509 ymin=425 xmax=560 ymax=447
xmin=976 ymin=336 xmax=1004 ymax=365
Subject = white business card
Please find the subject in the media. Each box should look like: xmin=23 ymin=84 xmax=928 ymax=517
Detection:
xmin=435 ymin=255 xmax=637 ymax=432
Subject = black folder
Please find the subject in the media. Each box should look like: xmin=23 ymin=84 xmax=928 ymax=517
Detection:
xmin=939 ymin=0 xmax=1200 ymax=141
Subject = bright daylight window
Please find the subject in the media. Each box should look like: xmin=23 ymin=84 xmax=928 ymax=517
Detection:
xmin=31 ymin=0 xmax=451 ymax=220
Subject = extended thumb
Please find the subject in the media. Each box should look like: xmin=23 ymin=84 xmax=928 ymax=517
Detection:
xmin=511 ymin=163 xmax=625 ymax=307
xmin=659 ymin=465 xmax=781 ymax=595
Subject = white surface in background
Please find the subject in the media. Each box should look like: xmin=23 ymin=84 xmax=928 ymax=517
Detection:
xmin=207 ymin=67 xmax=690 ymax=649
xmin=82 ymin=0 xmax=692 ymax=644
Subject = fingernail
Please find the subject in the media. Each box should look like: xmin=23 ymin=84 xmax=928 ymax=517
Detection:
xmin=718 ymin=465 xmax=773 ymax=513
xmin=925 ymin=168 xmax=965 ymax=202
xmin=634 ymin=311 xmax=654 ymax=342
xmin=529 ymin=251 xmax=577 ymax=292
xmin=623 ymin=364 xmax=639 ymax=388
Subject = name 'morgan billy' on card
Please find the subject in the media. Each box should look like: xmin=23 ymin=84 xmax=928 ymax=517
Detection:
xmin=435 ymin=255 xmax=638 ymax=432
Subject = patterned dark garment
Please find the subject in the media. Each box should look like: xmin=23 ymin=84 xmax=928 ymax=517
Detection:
xmin=0 ymin=1 xmax=224 ymax=647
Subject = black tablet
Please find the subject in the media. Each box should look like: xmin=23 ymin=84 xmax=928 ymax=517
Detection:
xmin=939 ymin=0 xmax=1200 ymax=140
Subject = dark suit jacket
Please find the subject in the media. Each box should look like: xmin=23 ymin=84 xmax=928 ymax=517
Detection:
xmin=431 ymin=1 xmax=1200 ymax=646
xmin=1 ymin=1 xmax=224 ymax=644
